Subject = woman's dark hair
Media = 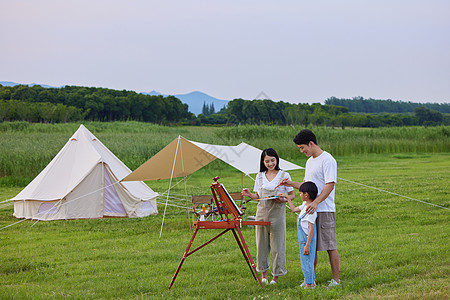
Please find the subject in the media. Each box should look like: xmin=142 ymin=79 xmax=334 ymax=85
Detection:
xmin=260 ymin=148 xmax=280 ymax=172
xmin=293 ymin=129 xmax=317 ymax=145
xmin=299 ymin=181 xmax=318 ymax=200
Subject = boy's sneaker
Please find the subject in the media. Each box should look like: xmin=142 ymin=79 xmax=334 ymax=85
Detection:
xmin=300 ymin=280 xmax=315 ymax=288
xmin=327 ymin=279 xmax=340 ymax=287
xmin=261 ymin=278 xmax=269 ymax=285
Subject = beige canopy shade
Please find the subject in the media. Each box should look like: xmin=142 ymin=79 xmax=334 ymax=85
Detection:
xmin=122 ymin=136 xmax=216 ymax=181
xmin=122 ymin=136 xmax=303 ymax=182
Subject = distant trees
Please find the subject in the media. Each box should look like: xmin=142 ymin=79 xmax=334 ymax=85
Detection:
xmin=221 ymin=98 xmax=448 ymax=127
xmin=325 ymin=96 xmax=450 ymax=114
xmin=201 ymin=101 xmax=215 ymax=116
xmin=225 ymin=99 xmax=350 ymax=126
xmin=1 ymin=84 xmax=448 ymax=127
xmin=0 ymin=84 xmax=193 ymax=123
xmin=414 ymin=106 xmax=444 ymax=126
xmin=226 ymin=98 xmax=290 ymax=125
xmin=0 ymin=100 xmax=85 ymax=123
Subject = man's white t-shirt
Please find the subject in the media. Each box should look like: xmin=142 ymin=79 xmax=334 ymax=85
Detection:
xmin=297 ymin=202 xmax=317 ymax=235
xmin=304 ymin=151 xmax=337 ymax=212
xmin=254 ymin=170 xmax=294 ymax=195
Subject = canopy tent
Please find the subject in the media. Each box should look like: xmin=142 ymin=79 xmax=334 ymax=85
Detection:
xmin=12 ymin=125 xmax=158 ymax=220
xmin=122 ymin=136 xmax=303 ymax=182
xmin=121 ymin=135 xmax=303 ymax=238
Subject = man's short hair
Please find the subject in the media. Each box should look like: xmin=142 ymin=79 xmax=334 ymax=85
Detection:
xmin=293 ymin=129 xmax=317 ymax=145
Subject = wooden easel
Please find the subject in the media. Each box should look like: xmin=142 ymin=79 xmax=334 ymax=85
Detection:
xmin=168 ymin=177 xmax=270 ymax=289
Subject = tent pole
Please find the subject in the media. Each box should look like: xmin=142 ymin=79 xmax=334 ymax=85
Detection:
xmin=159 ymin=136 xmax=181 ymax=239
xmin=102 ymin=162 xmax=105 ymax=217
xmin=177 ymin=137 xmax=191 ymax=229
xmin=183 ymin=176 xmax=191 ymax=230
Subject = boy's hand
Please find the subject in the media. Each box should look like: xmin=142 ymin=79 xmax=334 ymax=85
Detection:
xmin=303 ymin=245 xmax=310 ymax=255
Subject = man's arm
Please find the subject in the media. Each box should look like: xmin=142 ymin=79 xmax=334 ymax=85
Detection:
xmin=280 ymin=178 xmax=302 ymax=190
xmin=305 ymin=182 xmax=335 ymax=214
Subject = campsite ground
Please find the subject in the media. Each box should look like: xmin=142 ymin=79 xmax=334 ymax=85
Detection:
xmin=1 ymin=151 xmax=449 ymax=299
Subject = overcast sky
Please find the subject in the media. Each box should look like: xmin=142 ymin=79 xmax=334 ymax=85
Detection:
xmin=1 ymin=0 xmax=449 ymax=104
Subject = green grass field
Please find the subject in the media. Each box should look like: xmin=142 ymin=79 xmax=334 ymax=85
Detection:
xmin=0 ymin=123 xmax=449 ymax=299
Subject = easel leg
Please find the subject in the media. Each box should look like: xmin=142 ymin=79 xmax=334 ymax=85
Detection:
xmin=169 ymin=228 xmax=231 ymax=289
xmin=233 ymin=227 xmax=264 ymax=288
xmin=169 ymin=228 xmax=198 ymax=289
xmin=231 ymin=229 xmax=256 ymax=280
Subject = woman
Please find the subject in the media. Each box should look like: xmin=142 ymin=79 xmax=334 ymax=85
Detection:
xmin=242 ymin=148 xmax=295 ymax=284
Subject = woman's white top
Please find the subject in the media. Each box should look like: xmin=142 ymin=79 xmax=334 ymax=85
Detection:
xmin=253 ymin=170 xmax=294 ymax=195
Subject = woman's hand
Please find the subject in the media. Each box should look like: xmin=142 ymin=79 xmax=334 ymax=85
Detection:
xmin=241 ymin=188 xmax=252 ymax=198
xmin=276 ymin=193 xmax=289 ymax=203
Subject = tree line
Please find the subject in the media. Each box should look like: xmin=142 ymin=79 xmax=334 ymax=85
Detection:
xmin=325 ymin=96 xmax=450 ymax=114
xmin=200 ymin=98 xmax=449 ymax=127
xmin=1 ymin=84 xmax=448 ymax=127
xmin=0 ymin=84 xmax=193 ymax=123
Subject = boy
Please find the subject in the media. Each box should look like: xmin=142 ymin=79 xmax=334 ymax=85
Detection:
xmin=280 ymin=129 xmax=340 ymax=287
xmin=286 ymin=181 xmax=318 ymax=289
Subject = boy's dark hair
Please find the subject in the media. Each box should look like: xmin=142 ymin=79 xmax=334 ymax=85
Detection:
xmin=293 ymin=129 xmax=317 ymax=145
xmin=259 ymin=148 xmax=281 ymax=172
xmin=299 ymin=181 xmax=318 ymax=200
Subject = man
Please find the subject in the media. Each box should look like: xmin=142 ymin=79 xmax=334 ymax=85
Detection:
xmin=281 ymin=129 xmax=340 ymax=287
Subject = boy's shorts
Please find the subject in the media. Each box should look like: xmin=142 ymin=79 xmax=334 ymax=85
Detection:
xmin=316 ymin=212 xmax=337 ymax=251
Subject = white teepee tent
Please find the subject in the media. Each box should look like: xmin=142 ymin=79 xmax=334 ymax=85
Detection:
xmin=12 ymin=125 xmax=158 ymax=220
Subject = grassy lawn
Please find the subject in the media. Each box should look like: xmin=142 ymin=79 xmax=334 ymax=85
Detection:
xmin=1 ymin=152 xmax=449 ymax=299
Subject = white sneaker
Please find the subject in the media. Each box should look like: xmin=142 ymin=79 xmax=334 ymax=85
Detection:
xmin=261 ymin=278 xmax=269 ymax=285
xmin=270 ymin=280 xmax=277 ymax=285
xmin=327 ymin=279 xmax=340 ymax=287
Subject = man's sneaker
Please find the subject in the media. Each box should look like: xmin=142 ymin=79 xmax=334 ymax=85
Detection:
xmin=327 ymin=279 xmax=340 ymax=287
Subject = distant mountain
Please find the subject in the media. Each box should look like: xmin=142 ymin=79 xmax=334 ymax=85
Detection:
xmin=0 ymin=81 xmax=61 ymax=88
xmin=142 ymin=90 xmax=229 ymax=115
xmin=145 ymin=90 xmax=162 ymax=96
xmin=174 ymin=91 xmax=229 ymax=115
xmin=1 ymin=81 xmax=229 ymax=115
xmin=0 ymin=81 xmax=19 ymax=87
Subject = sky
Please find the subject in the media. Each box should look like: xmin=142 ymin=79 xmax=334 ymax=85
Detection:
xmin=1 ymin=0 xmax=449 ymax=104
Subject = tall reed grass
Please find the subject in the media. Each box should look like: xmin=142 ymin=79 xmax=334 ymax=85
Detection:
xmin=215 ymin=125 xmax=450 ymax=157
xmin=0 ymin=122 xmax=449 ymax=186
